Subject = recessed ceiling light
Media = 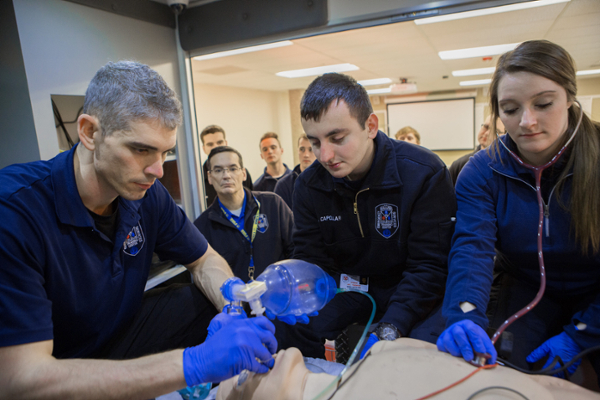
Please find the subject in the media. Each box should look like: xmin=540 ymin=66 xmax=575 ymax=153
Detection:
xmin=358 ymin=78 xmax=392 ymax=86
xmin=439 ymin=43 xmax=519 ymax=60
xmin=276 ymin=64 xmax=359 ymax=78
xmin=415 ymin=0 xmax=570 ymax=25
xmin=452 ymin=67 xmax=496 ymax=77
xmin=577 ymin=69 xmax=600 ymax=76
xmin=459 ymin=79 xmax=492 ymax=87
xmin=193 ymin=41 xmax=293 ymax=61
xmin=367 ymin=87 xmax=392 ymax=95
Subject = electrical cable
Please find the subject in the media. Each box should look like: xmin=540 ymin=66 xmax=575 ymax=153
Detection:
xmin=498 ymin=344 xmax=600 ymax=377
xmin=466 ymin=385 xmax=530 ymax=400
xmin=311 ymin=288 xmax=376 ymax=400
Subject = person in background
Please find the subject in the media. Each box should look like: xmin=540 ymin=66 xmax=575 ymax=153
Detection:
xmin=448 ymin=115 xmax=505 ymax=185
xmin=194 ymin=146 xmax=322 ymax=357
xmin=0 ymin=61 xmax=276 ymax=400
xmin=293 ymin=73 xmax=456 ymax=358
xmin=274 ymin=134 xmax=316 ymax=209
xmin=200 ymin=125 xmax=252 ymax=206
xmin=254 ymin=132 xmax=291 ymax=192
xmin=437 ymin=40 xmax=600 ymax=384
xmin=395 ymin=126 xmax=421 ymax=145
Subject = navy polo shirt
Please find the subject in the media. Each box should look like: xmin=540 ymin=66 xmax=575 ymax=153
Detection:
xmin=0 ymin=146 xmax=208 ymax=358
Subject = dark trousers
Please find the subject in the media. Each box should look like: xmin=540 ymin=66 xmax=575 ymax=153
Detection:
xmin=306 ymin=283 xmax=446 ymax=358
xmin=487 ymin=271 xmax=600 ymax=382
xmin=94 ymin=283 xmax=323 ymax=360
xmin=95 ymin=284 xmax=218 ymax=359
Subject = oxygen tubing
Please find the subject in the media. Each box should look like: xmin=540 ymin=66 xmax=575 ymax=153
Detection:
xmin=311 ymin=288 xmax=376 ymax=400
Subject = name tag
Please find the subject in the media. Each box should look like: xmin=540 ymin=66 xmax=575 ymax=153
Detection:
xmin=340 ymin=274 xmax=369 ymax=292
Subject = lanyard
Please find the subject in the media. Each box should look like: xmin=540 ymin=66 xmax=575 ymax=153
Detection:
xmin=220 ymin=196 xmax=261 ymax=280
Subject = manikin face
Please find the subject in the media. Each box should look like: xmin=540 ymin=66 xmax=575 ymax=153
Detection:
xmin=397 ymin=132 xmax=419 ymax=145
xmin=478 ymin=115 xmax=505 ymax=149
xmin=260 ymin=138 xmax=283 ymax=165
xmin=302 ymin=100 xmax=378 ymax=181
xmin=202 ymin=131 xmax=227 ymax=156
xmin=298 ymin=138 xmax=316 ymax=172
xmin=498 ymin=71 xmax=572 ymax=166
xmin=207 ymin=151 xmax=247 ymax=197
xmin=93 ymin=119 xmax=176 ymax=201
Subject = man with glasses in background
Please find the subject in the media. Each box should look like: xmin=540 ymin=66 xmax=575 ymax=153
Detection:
xmin=194 ymin=146 xmax=321 ymax=357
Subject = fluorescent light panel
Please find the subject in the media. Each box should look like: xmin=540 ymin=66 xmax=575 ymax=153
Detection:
xmin=276 ymin=63 xmax=359 ymax=78
xmin=440 ymin=43 xmax=519 ymax=60
xmin=459 ymin=79 xmax=492 ymax=87
xmin=577 ymin=69 xmax=600 ymax=76
xmin=358 ymin=78 xmax=392 ymax=86
xmin=193 ymin=41 xmax=293 ymax=61
xmin=415 ymin=0 xmax=570 ymax=25
xmin=367 ymin=87 xmax=392 ymax=95
xmin=452 ymin=67 xmax=496 ymax=77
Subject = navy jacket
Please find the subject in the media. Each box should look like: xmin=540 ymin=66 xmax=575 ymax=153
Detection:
xmin=292 ymin=131 xmax=456 ymax=335
xmin=274 ymin=164 xmax=301 ymax=209
xmin=448 ymin=145 xmax=482 ymax=185
xmin=254 ymin=164 xmax=291 ymax=192
xmin=194 ymin=188 xmax=294 ymax=282
xmin=444 ymin=135 xmax=600 ymax=350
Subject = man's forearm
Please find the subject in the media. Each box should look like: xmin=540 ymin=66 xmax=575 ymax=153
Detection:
xmin=188 ymin=246 xmax=233 ymax=311
xmin=1 ymin=344 xmax=186 ymax=400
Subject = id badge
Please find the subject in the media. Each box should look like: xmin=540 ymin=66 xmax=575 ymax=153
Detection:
xmin=340 ymin=274 xmax=369 ymax=292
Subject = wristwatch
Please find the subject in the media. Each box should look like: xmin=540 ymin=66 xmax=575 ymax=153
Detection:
xmin=375 ymin=323 xmax=401 ymax=341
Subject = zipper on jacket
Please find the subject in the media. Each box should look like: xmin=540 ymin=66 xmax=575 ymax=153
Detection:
xmin=490 ymin=167 xmax=572 ymax=239
xmin=354 ymin=188 xmax=370 ymax=238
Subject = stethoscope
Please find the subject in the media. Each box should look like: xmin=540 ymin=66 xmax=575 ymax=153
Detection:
xmin=490 ymin=100 xmax=585 ymax=345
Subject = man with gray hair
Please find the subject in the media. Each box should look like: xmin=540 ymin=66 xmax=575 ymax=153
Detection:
xmin=0 ymin=61 xmax=276 ymax=399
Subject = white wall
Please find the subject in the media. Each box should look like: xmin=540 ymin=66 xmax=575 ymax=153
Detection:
xmin=193 ymin=83 xmax=294 ymax=181
xmin=13 ymin=0 xmax=180 ymax=160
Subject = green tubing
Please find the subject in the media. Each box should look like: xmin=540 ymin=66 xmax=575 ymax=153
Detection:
xmin=311 ymin=288 xmax=376 ymax=400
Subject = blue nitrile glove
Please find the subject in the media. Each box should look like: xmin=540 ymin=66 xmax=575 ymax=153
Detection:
xmin=264 ymin=309 xmax=318 ymax=325
xmin=206 ymin=308 xmax=247 ymax=340
xmin=360 ymin=333 xmax=379 ymax=359
xmin=437 ymin=320 xmax=497 ymax=364
xmin=526 ymin=332 xmax=582 ymax=377
xmin=183 ymin=316 xmax=277 ymax=386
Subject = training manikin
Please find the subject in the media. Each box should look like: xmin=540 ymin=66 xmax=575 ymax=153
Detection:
xmin=217 ymin=339 xmax=599 ymax=400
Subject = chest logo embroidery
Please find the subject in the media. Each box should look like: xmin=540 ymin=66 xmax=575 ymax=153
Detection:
xmin=258 ymin=214 xmax=269 ymax=233
xmin=320 ymin=215 xmax=342 ymax=222
xmin=123 ymin=223 xmax=145 ymax=256
xmin=375 ymin=204 xmax=398 ymax=239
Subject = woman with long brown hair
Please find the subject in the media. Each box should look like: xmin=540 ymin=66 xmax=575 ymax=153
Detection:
xmin=437 ymin=40 xmax=600 ymax=382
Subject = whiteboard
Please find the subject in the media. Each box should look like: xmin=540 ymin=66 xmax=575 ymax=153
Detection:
xmin=387 ymin=98 xmax=475 ymax=151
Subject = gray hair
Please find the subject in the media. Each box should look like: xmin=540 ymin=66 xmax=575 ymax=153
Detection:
xmin=83 ymin=61 xmax=182 ymax=136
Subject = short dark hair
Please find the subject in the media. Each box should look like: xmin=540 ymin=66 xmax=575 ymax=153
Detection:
xmin=259 ymin=132 xmax=280 ymax=149
xmin=200 ymin=125 xmax=226 ymax=145
xmin=301 ymin=73 xmax=372 ymax=129
xmin=207 ymin=146 xmax=244 ymax=170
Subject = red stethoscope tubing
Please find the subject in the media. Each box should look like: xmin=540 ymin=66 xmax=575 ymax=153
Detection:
xmin=490 ymin=101 xmax=584 ymax=345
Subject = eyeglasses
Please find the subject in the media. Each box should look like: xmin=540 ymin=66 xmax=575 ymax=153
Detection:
xmin=210 ymin=166 xmax=241 ymax=176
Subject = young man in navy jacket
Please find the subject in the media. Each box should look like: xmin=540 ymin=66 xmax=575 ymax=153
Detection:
xmin=274 ymin=134 xmax=316 ymax=209
xmin=293 ymin=73 xmax=456 ymax=356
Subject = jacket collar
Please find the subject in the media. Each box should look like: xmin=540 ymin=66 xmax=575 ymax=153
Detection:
xmin=208 ymin=187 xmax=258 ymax=226
xmin=488 ymin=135 xmax=570 ymax=182
xmin=303 ymin=131 xmax=401 ymax=192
